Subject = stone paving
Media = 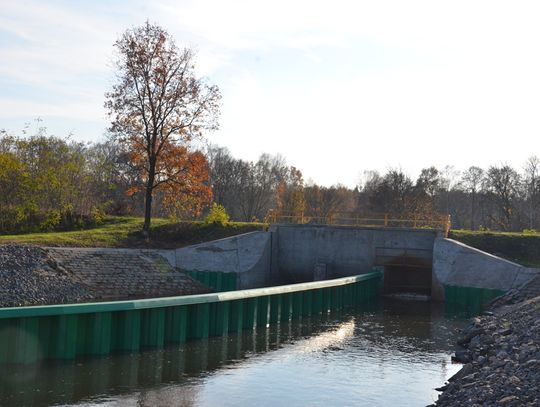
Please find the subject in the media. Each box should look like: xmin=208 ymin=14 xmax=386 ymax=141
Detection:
xmin=47 ymin=247 xmax=212 ymax=301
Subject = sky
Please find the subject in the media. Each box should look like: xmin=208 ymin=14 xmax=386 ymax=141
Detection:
xmin=1 ymin=0 xmax=539 ymax=187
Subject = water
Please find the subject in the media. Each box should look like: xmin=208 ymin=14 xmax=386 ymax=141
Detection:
xmin=0 ymin=299 xmax=465 ymax=406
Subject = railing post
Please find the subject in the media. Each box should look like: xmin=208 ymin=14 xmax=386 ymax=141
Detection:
xmin=384 ymin=213 xmax=388 ymax=227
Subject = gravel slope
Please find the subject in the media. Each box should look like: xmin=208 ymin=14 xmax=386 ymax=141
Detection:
xmin=0 ymin=244 xmax=93 ymax=307
xmin=435 ymin=287 xmax=540 ymax=406
xmin=0 ymin=244 xmax=212 ymax=307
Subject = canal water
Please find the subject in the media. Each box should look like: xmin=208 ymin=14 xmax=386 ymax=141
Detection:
xmin=0 ymin=299 xmax=465 ymax=406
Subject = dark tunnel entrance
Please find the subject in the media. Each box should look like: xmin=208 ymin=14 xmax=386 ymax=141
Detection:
xmin=382 ymin=265 xmax=432 ymax=296
xmin=375 ymin=247 xmax=433 ymax=297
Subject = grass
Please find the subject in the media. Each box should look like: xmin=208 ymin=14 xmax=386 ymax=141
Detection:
xmin=4 ymin=219 xmax=538 ymax=267
xmin=0 ymin=216 xmax=264 ymax=248
xmin=449 ymin=229 xmax=540 ymax=268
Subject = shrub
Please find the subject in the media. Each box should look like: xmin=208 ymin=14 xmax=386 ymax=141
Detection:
xmin=204 ymin=203 xmax=230 ymax=226
xmin=40 ymin=209 xmax=62 ymax=231
xmin=88 ymin=207 xmax=106 ymax=226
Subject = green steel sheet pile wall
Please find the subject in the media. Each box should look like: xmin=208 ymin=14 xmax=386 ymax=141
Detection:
xmin=0 ymin=272 xmax=381 ymax=364
xmin=185 ymin=270 xmax=237 ymax=292
xmin=444 ymin=285 xmax=505 ymax=316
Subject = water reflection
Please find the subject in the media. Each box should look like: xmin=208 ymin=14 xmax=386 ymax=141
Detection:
xmin=0 ymin=300 xmax=464 ymax=407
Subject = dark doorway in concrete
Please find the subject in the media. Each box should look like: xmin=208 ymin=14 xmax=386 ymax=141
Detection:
xmin=383 ymin=266 xmax=432 ymax=296
xmin=374 ymin=247 xmax=433 ymax=296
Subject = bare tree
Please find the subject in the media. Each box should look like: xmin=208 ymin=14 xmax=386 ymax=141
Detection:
xmin=239 ymin=154 xmax=287 ymax=221
xmin=367 ymin=168 xmax=414 ymax=214
xmin=416 ymin=166 xmax=441 ymax=198
xmin=439 ymin=165 xmax=461 ymax=215
xmin=484 ymin=165 xmax=521 ymax=231
xmin=411 ymin=166 xmax=442 ymax=216
xmin=106 ymin=21 xmax=221 ymax=236
xmin=461 ymin=166 xmax=484 ymax=230
xmin=523 ymin=156 xmax=540 ymax=229
xmin=304 ymin=183 xmax=353 ymax=219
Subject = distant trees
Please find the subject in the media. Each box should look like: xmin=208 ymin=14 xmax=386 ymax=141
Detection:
xmin=203 ymin=156 xmax=539 ymax=231
xmin=105 ymin=21 xmax=220 ymax=236
xmin=523 ymin=156 xmax=540 ymax=229
xmin=483 ymin=165 xmax=521 ymax=231
xmin=303 ymin=184 xmax=356 ymax=219
xmin=461 ymin=166 xmax=484 ymax=230
xmin=276 ymin=166 xmax=305 ymax=215
xmin=238 ymin=154 xmax=288 ymax=221
xmin=0 ymin=129 xmax=121 ymax=233
xmin=367 ymin=169 xmax=414 ymax=214
xmin=206 ymin=146 xmax=301 ymax=221
xmin=1 ymin=122 xmax=539 ymax=234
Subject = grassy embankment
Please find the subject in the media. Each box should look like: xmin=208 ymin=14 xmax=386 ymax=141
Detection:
xmin=449 ymin=230 xmax=540 ymax=268
xmin=2 ymin=219 xmax=539 ymax=267
xmin=0 ymin=216 xmax=264 ymax=248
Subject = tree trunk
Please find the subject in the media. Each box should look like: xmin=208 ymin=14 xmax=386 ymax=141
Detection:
xmin=142 ymin=156 xmax=157 ymax=238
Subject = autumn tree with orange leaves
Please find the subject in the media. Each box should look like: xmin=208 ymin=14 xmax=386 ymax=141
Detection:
xmin=106 ymin=22 xmax=220 ymax=236
xmin=126 ymin=141 xmax=212 ymax=219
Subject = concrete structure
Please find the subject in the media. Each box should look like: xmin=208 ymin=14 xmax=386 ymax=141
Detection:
xmin=160 ymin=231 xmax=273 ymax=289
xmin=45 ymin=225 xmax=539 ymax=301
xmin=159 ymin=225 xmax=539 ymax=301
xmin=432 ymin=238 xmax=538 ymax=300
xmin=271 ymin=224 xmax=437 ymax=283
xmin=161 ymin=225 xmax=440 ymax=291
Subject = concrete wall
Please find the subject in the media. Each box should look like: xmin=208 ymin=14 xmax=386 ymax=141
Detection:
xmin=155 ymin=227 xmax=539 ymax=299
xmin=272 ymin=225 xmax=438 ymax=283
xmin=432 ymin=238 xmax=539 ymax=300
xmin=161 ymin=231 xmax=273 ymax=289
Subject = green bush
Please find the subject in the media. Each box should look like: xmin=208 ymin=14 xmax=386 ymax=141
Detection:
xmin=89 ymin=207 xmax=106 ymax=226
xmin=204 ymin=203 xmax=230 ymax=226
xmin=40 ymin=209 xmax=62 ymax=231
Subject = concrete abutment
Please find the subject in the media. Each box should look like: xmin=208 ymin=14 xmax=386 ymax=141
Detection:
xmin=166 ymin=225 xmax=539 ymax=302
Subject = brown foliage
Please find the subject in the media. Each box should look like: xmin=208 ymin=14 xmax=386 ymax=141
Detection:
xmin=126 ymin=139 xmax=212 ymax=218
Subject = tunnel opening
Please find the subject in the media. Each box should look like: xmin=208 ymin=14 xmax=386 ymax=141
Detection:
xmin=375 ymin=247 xmax=433 ymax=297
xmin=382 ymin=265 xmax=432 ymax=296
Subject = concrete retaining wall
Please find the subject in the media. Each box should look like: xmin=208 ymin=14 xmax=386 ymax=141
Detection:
xmin=432 ymin=238 xmax=539 ymax=300
xmin=48 ymin=227 xmax=539 ymax=301
xmin=161 ymin=231 xmax=273 ymax=289
xmin=271 ymin=225 xmax=438 ymax=283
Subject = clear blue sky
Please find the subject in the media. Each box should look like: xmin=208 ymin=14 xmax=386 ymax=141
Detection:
xmin=1 ymin=0 xmax=539 ymax=186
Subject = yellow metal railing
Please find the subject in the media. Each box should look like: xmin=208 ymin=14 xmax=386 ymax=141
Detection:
xmin=265 ymin=210 xmax=451 ymax=236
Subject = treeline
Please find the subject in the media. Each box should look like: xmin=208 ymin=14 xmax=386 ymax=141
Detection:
xmin=356 ymin=163 xmax=540 ymax=231
xmin=208 ymin=145 xmax=540 ymax=232
xmin=0 ymin=130 xmax=129 ymax=232
xmin=1 ymin=128 xmax=539 ymax=233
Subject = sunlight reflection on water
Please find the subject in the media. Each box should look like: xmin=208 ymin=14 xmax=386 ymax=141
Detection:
xmin=0 ymin=299 xmax=464 ymax=407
